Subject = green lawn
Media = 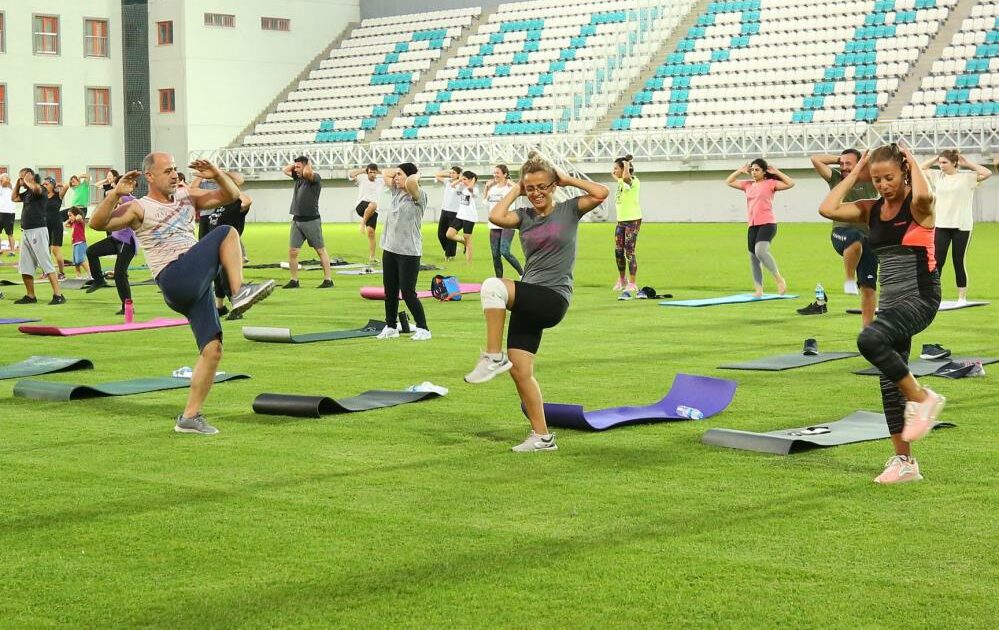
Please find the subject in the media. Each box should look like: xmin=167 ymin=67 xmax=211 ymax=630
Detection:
xmin=1 ymin=222 xmax=996 ymax=628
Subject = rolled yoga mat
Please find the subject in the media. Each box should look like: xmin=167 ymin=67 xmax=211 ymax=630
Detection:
xmin=253 ymin=389 xmax=444 ymax=418
xmin=13 ymin=372 xmax=250 ymax=401
xmin=719 ymin=351 xmax=860 ymax=371
xmin=0 ymin=279 xmax=22 ymax=286
xmin=0 ymin=318 xmax=40 ymax=325
xmin=854 ymin=356 xmax=999 ymax=377
xmin=360 ymin=283 xmax=481 ymax=300
xmin=19 ymin=318 xmax=188 ymax=336
xmin=701 ymin=410 xmax=956 ymax=455
xmin=660 ymin=293 xmax=798 ymax=307
xmin=531 ymin=373 xmax=737 ymax=431
xmin=243 ymin=319 xmax=385 ymax=343
xmin=0 ymin=356 xmax=94 ymax=380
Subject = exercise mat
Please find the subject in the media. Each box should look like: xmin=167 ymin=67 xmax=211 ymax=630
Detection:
xmin=0 ymin=356 xmax=94 ymax=380
xmin=719 ymin=351 xmax=860 ymax=371
xmin=701 ymin=410 xmax=955 ymax=455
xmin=854 ymin=356 xmax=999 ymax=377
xmin=0 ymin=318 xmax=40 ymax=325
xmin=243 ymin=319 xmax=384 ymax=343
xmin=660 ymin=293 xmax=798 ymax=307
xmin=360 ymin=283 xmax=481 ymax=300
xmin=19 ymin=318 xmax=188 ymax=336
xmin=532 ymin=374 xmax=737 ymax=431
xmin=13 ymin=372 xmax=249 ymax=401
xmin=252 ymin=389 xmax=443 ymax=418
xmin=847 ymin=301 xmax=989 ymax=314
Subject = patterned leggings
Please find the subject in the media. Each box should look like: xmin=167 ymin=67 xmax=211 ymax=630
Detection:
xmin=614 ymin=220 xmax=642 ymax=276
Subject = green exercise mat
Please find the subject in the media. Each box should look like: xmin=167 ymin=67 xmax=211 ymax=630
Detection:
xmin=0 ymin=356 xmax=94 ymax=380
xmin=719 ymin=352 xmax=860 ymax=371
xmin=242 ymin=319 xmax=385 ymax=343
xmin=13 ymin=373 xmax=250 ymax=401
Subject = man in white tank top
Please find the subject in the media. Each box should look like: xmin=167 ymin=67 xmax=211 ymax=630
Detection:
xmin=89 ymin=152 xmax=275 ymax=435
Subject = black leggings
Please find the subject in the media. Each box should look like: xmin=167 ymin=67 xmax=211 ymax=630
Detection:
xmin=438 ymin=210 xmax=457 ymax=257
xmin=856 ymin=285 xmax=940 ymax=434
xmin=934 ymin=227 xmax=971 ymax=288
xmin=382 ymin=249 xmax=428 ymax=330
xmin=508 ymin=282 xmax=569 ymax=354
xmin=86 ymin=237 xmax=136 ymax=304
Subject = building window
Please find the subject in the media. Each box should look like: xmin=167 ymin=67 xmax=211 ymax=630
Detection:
xmin=33 ymin=15 xmax=60 ymax=55
xmin=157 ymin=20 xmax=173 ymax=45
xmin=34 ymin=85 xmax=61 ymax=125
xmin=159 ymin=88 xmax=175 ymax=113
xmin=84 ymin=18 xmax=109 ymax=57
xmin=261 ymin=17 xmax=290 ymax=32
xmin=86 ymin=87 xmax=111 ymax=125
xmin=37 ymin=167 xmax=64 ymax=183
xmin=1 ymin=12 xmax=6 ymax=53
xmin=0 ymin=84 xmax=6 ymax=125
xmin=204 ymin=13 xmax=235 ymax=28
xmin=88 ymin=167 xmax=112 ymax=204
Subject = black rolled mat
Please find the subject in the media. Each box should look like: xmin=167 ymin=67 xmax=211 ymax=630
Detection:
xmin=242 ymin=319 xmax=384 ymax=343
xmin=253 ymin=390 xmax=442 ymax=418
xmin=0 ymin=356 xmax=93 ymax=380
xmin=719 ymin=351 xmax=860 ymax=371
xmin=854 ymin=356 xmax=999 ymax=377
xmin=14 ymin=373 xmax=249 ymax=401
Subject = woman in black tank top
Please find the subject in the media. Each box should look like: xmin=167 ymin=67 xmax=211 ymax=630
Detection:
xmin=819 ymin=144 xmax=945 ymax=485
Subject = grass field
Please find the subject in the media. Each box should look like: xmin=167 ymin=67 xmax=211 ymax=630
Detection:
xmin=1 ymin=221 xmax=997 ymax=628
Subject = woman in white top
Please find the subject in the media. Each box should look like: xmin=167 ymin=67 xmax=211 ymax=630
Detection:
xmin=484 ymin=164 xmax=524 ymax=278
xmin=445 ymin=170 xmax=478 ymax=263
xmin=921 ymin=150 xmax=992 ymax=304
xmin=434 ymin=166 xmax=462 ymax=260
xmin=0 ymin=174 xmax=17 ymax=255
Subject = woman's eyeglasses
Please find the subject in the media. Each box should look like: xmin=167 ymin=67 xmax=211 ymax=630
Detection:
xmin=523 ymin=181 xmax=556 ymax=194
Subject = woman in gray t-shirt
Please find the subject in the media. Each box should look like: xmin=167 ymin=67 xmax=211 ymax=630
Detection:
xmin=464 ymin=151 xmax=609 ymax=453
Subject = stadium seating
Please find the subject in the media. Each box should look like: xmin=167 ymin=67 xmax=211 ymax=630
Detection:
xmin=902 ymin=0 xmax=999 ymax=118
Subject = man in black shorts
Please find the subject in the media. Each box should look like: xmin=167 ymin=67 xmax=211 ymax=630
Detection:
xmin=194 ymin=170 xmax=252 ymax=317
xmin=348 ymin=163 xmax=384 ymax=264
xmin=282 ymin=156 xmax=333 ymax=289
xmin=12 ymin=168 xmax=65 ymax=304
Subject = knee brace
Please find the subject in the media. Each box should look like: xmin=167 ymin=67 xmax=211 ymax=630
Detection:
xmin=481 ymin=276 xmax=509 ymax=310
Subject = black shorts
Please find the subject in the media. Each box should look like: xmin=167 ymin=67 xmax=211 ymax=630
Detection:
xmin=449 ymin=218 xmax=475 ymax=234
xmin=508 ymin=281 xmax=569 ymax=354
xmin=355 ymin=201 xmax=378 ymax=229
xmin=747 ymin=223 xmax=776 ymax=252
xmin=0 ymin=213 xmax=13 ymax=235
xmin=156 ymin=225 xmax=232 ymax=351
xmin=48 ymin=222 xmax=64 ymax=247
xmin=831 ymin=228 xmax=878 ymax=288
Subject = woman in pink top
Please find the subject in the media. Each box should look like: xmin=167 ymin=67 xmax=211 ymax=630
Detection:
xmin=726 ymin=158 xmax=795 ymax=297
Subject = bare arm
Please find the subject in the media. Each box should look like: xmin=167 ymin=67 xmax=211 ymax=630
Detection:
xmin=404 ymin=174 xmax=421 ymax=201
xmin=903 ymin=146 xmax=935 ymax=224
xmin=347 ymin=168 xmax=365 ymax=181
xmin=726 ymin=165 xmax=749 ymax=190
xmin=557 ymin=170 xmax=609 ymax=215
xmin=488 ymin=182 xmax=523 ymax=229
xmin=769 ymin=167 xmax=795 ymax=191
xmin=621 ymin=160 xmax=633 ymax=186
xmin=301 ymin=162 xmax=317 ymax=183
xmin=819 ymin=152 xmax=872 ymax=223
xmin=89 ymin=171 xmax=144 ymax=232
xmin=434 ymin=171 xmax=452 ymax=183
xmin=958 ymin=155 xmax=992 ymax=183
xmin=281 ymin=163 xmax=295 ymax=178
xmin=919 ymin=156 xmax=938 ymax=171
xmin=809 ymin=154 xmax=838 ymax=181
xmin=186 ymin=160 xmax=239 ymax=211
xmin=383 ymin=167 xmax=398 ymax=188
xmin=239 ymin=193 xmax=252 ymax=213
xmin=59 ymin=185 xmax=70 ymax=200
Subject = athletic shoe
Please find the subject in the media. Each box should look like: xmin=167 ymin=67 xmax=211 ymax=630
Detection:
xmin=802 ymin=338 xmax=819 ymax=356
xmin=955 ymin=297 xmax=967 ymax=307
xmin=376 ymin=326 xmax=400 ymax=339
xmin=617 ymin=290 xmax=633 ymax=301
xmin=796 ymin=301 xmax=827 ymax=315
xmin=919 ymin=343 xmax=950 ymax=360
xmin=874 ymin=455 xmax=922 ymax=484
xmin=114 ymin=307 xmax=125 ymax=316
xmin=967 ymin=361 xmax=986 ymax=377
xmin=230 ymin=279 xmax=275 ymax=318
xmin=844 ymin=280 xmax=859 ymax=295
xmin=282 ymin=279 xmax=300 ymax=289
xmin=369 ymin=257 xmax=380 ymax=265
xmin=14 ymin=295 xmax=38 ymax=304
xmin=411 ymin=327 xmax=432 ymax=341
xmin=174 ymin=413 xmax=219 ymax=435
xmin=225 ymin=311 xmax=243 ymax=321
xmin=613 ymin=279 xmax=625 ymax=291
xmin=86 ymin=280 xmax=109 ymax=293
xmin=636 ymin=289 xmax=648 ymax=299
xmin=511 ymin=431 xmax=558 ymax=453
xmin=902 ymin=388 xmax=946 ymax=443
xmin=57 ymin=273 xmax=66 ymax=281
xmin=317 ymin=279 xmax=335 ymax=289
xmin=217 ymin=305 xmax=229 ymax=317
xmin=626 ymin=282 xmax=638 ymax=293
xmin=49 ymin=295 xmax=66 ymax=305
xmin=464 ymin=352 xmax=513 ymax=383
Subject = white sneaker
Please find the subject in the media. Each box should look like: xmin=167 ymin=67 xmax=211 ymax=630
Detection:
xmin=956 ymin=297 xmax=968 ymax=306
xmin=464 ymin=352 xmax=512 ymax=383
xmin=511 ymin=431 xmax=558 ymax=452
xmin=376 ymin=326 xmax=400 ymax=339
xmin=844 ymin=280 xmax=859 ymax=295
xmin=230 ymin=279 xmax=276 ymax=317
xmin=411 ymin=327 xmax=432 ymax=341
xmin=902 ymin=388 xmax=946 ymax=443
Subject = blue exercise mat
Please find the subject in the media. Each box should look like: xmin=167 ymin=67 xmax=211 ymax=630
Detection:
xmin=660 ymin=293 xmax=798 ymax=307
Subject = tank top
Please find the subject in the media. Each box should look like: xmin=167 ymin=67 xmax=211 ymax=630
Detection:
xmin=867 ymin=192 xmax=938 ymax=308
xmin=134 ymin=188 xmax=199 ymax=278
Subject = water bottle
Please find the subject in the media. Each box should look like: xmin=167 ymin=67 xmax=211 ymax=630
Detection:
xmin=814 ymin=282 xmax=826 ymax=306
xmin=124 ymin=299 xmax=134 ymax=323
xmin=676 ymin=405 xmax=704 ymax=420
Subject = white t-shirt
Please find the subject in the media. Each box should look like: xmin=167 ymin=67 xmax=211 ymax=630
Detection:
xmin=485 ymin=182 xmax=513 ymax=229
xmin=455 ymin=184 xmax=478 ymax=222
xmin=928 ymin=170 xmax=978 ymax=231
xmin=441 ymin=180 xmax=460 ymax=213
xmin=354 ymin=175 xmax=384 ymax=205
xmin=0 ymin=186 xmax=15 ymax=214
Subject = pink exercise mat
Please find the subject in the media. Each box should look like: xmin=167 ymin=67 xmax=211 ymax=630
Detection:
xmin=19 ymin=318 xmax=189 ymax=336
xmin=359 ymin=283 xmax=481 ymax=300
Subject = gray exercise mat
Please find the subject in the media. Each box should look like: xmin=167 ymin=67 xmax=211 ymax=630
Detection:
xmin=719 ymin=351 xmax=860 ymax=371
xmin=13 ymin=373 xmax=249 ymax=401
xmin=253 ymin=389 xmax=443 ymax=418
xmin=0 ymin=356 xmax=94 ymax=380
xmin=242 ymin=319 xmax=384 ymax=343
xmin=702 ymin=410 xmax=956 ymax=455
xmin=854 ymin=356 xmax=999 ymax=377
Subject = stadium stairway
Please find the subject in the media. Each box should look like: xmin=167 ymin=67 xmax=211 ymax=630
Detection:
xmin=369 ymin=8 xmax=495 ymax=141
xmin=881 ymin=0 xmax=979 ymax=119
xmin=594 ymin=0 xmax=715 ymax=132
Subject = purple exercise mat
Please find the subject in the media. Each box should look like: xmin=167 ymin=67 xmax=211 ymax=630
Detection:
xmin=0 ymin=318 xmax=41 ymax=325
xmin=531 ymin=373 xmax=738 ymax=431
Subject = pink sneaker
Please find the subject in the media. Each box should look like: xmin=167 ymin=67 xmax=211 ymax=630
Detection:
xmin=902 ymin=388 xmax=946 ymax=443
xmin=874 ymin=455 xmax=923 ymax=484
xmin=613 ymin=279 xmax=625 ymax=291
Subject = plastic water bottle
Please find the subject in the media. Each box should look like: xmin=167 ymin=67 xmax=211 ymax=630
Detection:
xmin=676 ymin=405 xmax=704 ymax=420
xmin=814 ymin=282 xmax=826 ymax=306
xmin=124 ymin=299 xmax=134 ymax=323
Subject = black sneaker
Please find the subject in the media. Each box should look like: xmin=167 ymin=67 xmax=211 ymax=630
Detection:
xmin=317 ymin=279 xmax=335 ymax=289
xmin=282 ymin=279 xmax=300 ymax=289
xmin=225 ymin=311 xmax=244 ymax=321
xmin=803 ymin=338 xmax=819 ymax=356
xmin=86 ymin=280 xmax=109 ymax=294
xmin=920 ymin=343 xmax=951 ymax=360
xmin=14 ymin=295 xmax=38 ymax=304
xmin=49 ymin=294 xmax=67 ymax=305
xmin=217 ymin=305 xmax=229 ymax=317
xmin=796 ymin=301 xmax=827 ymax=315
